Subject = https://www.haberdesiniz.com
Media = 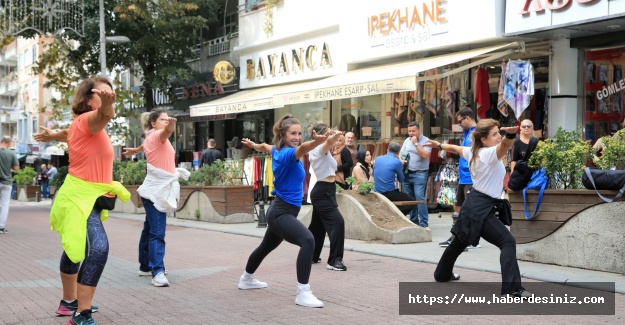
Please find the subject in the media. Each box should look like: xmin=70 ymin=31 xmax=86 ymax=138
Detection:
xmin=398 ymin=282 xmax=615 ymax=315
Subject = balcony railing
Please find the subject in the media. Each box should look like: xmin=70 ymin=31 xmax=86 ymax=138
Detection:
xmin=188 ymin=36 xmax=231 ymax=62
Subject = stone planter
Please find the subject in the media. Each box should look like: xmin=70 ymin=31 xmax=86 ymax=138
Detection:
xmin=17 ymin=185 xmax=41 ymax=202
xmin=299 ymin=192 xmax=430 ymax=244
xmin=113 ymin=185 xmax=255 ymax=224
xmin=509 ymin=189 xmax=625 ymax=274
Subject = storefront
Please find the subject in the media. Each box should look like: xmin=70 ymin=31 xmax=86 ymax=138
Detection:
xmin=505 ymin=0 xmax=625 ymax=141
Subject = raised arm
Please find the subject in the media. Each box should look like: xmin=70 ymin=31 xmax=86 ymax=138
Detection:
xmin=423 ymin=140 xmax=465 ymax=156
xmin=122 ymin=144 xmax=145 ymax=157
xmin=295 ymin=130 xmax=330 ymax=160
xmin=34 ymin=127 xmax=68 ymax=143
xmin=87 ymin=88 xmax=116 ymax=135
xmin=497 ymin=126 xmax=518 ymax=160
xmin=242 ymin=138 xmax=273 ymax=155
xmin=160 ymin=117 xmax=176 ymax=142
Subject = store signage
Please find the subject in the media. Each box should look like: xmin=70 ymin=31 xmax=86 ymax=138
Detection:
xmin=367 ymin=0 xmax=446 ymax=36
xmin=177 ymin=113 xmax=236 ymax=122
xmin=596 ymin=78 xmax=625 ymax=101
xmin=245 ymin=43 xmax=332 ymax=80
xmin=520 ymin=0 xmax=600 ymax=15
xmin=191 ymin=98 xmax=274 ymax=117
xmin=213 ymin=61 xmax=236 ymax=85
xmin=181 ymin=81 xmax=225 ymax=100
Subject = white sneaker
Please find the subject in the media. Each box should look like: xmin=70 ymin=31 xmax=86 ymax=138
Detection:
xmin=238 ymin=274 xmax=268 ymax=289
xmin=151 ymin=272 xmax=169 ymax=287
xmin=295 ymin=290 xmax=324 ymax=308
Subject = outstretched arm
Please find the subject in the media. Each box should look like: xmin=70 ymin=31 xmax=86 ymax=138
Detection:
xmin=34 ymin=127 xmax=68 ymax=143
xmin=122 ymin=144 xmax=145 ymax=157
xmin=423 ymin=140 xmax=465 ymax=156
xmin=497 ymin=126 xmax=518 ymax=160
xmin=242 ymin=138 xmax=273 ymax=155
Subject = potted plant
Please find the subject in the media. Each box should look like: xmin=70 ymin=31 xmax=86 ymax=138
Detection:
xmin=14 ymin=167 xmax=40 ymax=201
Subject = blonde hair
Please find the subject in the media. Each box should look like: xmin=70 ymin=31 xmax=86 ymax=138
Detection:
xmin=140 ymin=112 xmax=150 ymax=132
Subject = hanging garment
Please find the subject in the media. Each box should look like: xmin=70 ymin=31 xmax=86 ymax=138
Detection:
xmin=475 ymin=67 xmax=491 ymax=119
xmin=443 ymin=75 xmax=456 ymax=118
xmin=497 ymin=61 xmax=509 ymax=117
xmin=424 ymin=69 xmax=445 ymax=116
xmin=503 ymin=60 xmax=535 ymax=120
xmin=599 ymin=64 xmax=608 ymax=84
xmin=586 ymin=63 xmax=595 ymax=83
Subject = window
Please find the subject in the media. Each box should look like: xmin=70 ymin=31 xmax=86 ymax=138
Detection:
xmin=32 ymin=118 xmax=38 ymax=137
xmin=32 ymin=45 xmax=37 ymax=64
xmin=23 ymin=84 xmax=29 ymax=101
xmin=17 ymin=52 xmax=23 ymax=69
xmin=31 ymin=80 xmax=38 ymax=101
xmin=225 ymin=12 xmax=239 ymax=35
xmin=24 ymin=48 xmax=31 ymax=66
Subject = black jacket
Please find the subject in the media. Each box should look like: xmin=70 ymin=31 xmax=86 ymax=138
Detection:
xmin=451 ymin=189 xmax=512 ymax=246
xmin=200 ymin=148 xmax=224 ymax=167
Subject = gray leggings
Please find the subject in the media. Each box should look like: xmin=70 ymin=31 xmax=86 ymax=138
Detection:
xmin=59 ymin=208 xmax=109 ymax=287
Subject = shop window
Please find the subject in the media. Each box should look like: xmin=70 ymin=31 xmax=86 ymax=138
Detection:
xmin=583 ymin=48 xmax=625 ymax=143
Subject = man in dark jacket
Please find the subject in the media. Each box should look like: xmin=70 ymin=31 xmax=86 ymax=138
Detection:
xmin=200 ymin=139 xmax=224 ymax=167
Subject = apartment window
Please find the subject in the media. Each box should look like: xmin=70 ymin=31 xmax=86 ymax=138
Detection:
xmin=31 ymin=80 xmax=38 ymax=101
xmin=225 ymin=12 xmax=239 ymax=35
xmin=23 ymin=84 xmax=29 ymax=101
xmin=24 ymin=48 xmax=31 ymax=66
xmin=32 ymin=45 xmax=37 ymax=64
xmin=32 ymin=118 xmax=38 ymax=137
xmin=18 ymin=52 xmax=24 ymax=69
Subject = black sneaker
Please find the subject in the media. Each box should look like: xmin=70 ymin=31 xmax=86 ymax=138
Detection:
xmin=0 ymin=228 xmax=7 ymax=234
xmin=439 ymin=237 xmax=452 ymax=247
xmin=312 ymin=258 xmax=322 ymax=264
xmin=69 ymin=309 xmax=97 ymax=325
xmin=327 ymin=259 xmax=347 ymax=271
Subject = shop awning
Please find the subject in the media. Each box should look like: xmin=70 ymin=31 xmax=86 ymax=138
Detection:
xmin=16 ymin=153 xmax=25 ymax=160
xmin=26 ymin=155 xmax=38 ymax=164
xmin=273 ymin=42 xmax=520 ymax=106
xmin=189 ymin=80 xmax=322 ymax=117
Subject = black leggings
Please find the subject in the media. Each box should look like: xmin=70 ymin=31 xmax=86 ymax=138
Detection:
xmin=308 ymin=181 xmax=345 ymax=264
xmin=59 ymin=208 xmax=109 ymax=287
xmin=434 ymin=215 xmax=522 ymax=294
xmin=244 ymin=197 xmax=315 ymax=284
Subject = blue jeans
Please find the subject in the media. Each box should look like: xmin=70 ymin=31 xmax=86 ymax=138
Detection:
xmin=403 ymin=172 xmax=429 ymax=227
xmin=41 ymin=182 xmax=50 ymax=198
xmin=139 ymin=197 xmax=167 ymax=276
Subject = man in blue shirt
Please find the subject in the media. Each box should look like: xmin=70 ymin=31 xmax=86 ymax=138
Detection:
xmin=401 ymin=122 xmax=432 ymax=228
xmin=373 ymin=142 xmax=418 ymax=216
xmin=440 ymin=107 xmax=477 ymax=247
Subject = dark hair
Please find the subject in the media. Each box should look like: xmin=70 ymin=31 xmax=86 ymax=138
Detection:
xmin=469 ymin=119 xmax=500 ymax=174
xmin=356 ymin=149 xmax=369 ymax=167
xmin=272 ymin=114 xmax=301 ymax=148
xmin=71 ymin=76 xmax=113 ymax=116
xmin=456 ymin=107 xmax=474 ymax=120
xmin=407 ymin=121 xmax=419 ymax=129
xmin=388 ymin=142 xmax=401 ymax=154
xmin=143 ymin=109 xmax=167 ymax=130
xmin=311 ymin=122 xmax=330 ymax=136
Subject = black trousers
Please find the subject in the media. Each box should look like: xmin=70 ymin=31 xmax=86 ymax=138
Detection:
xmin=308 ymin=181 xmax=345 ymax=264
xmin=380 ymin=189 xmax=417 ymax=215
xmin=245 ymin=197 xmax=315 ymax=284
xmin=433 ymin=215 xmax=523 ymax=294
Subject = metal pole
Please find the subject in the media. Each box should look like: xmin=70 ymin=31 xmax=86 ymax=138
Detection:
xmin=99 ymin=0 xmax=106 ymax=76
xmin=256 ymin=201 xmax=267 ymax=228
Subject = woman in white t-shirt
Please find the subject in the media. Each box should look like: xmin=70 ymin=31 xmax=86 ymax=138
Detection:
xmin=425 ymin=119 xmax=532 ymax=298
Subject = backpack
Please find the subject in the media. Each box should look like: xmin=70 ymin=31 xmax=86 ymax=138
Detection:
xmin=522 ymin=168 xmax=548 ymax=219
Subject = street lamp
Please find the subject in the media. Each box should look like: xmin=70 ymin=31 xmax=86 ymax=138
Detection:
xmin=99 ymin=0 xmax=130 ymax=76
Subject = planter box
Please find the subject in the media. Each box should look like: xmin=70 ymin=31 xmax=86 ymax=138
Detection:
xmin=17 ymin=185 xmax=41 ymax=202
xmin=509 ymin=189 xmax=625 ymax=274
xmin=113 ymin=185 xmax=254 ymax=223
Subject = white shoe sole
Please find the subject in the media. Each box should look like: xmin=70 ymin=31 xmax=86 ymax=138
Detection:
xmin=295 ymin=299 xmax=324 ymax=308
xmin=152 ymin=280 xmax=169 ymax=287
xmin=326 ymin=264 xmax=347 ymax=271
xmin=238 ymin=283 xmax=268 ymax=290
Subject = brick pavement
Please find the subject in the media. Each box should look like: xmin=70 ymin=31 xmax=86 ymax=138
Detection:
xmin=0 ymin=205 xmax=623 ymax=324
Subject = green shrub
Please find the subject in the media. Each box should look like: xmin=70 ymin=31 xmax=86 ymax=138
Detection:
xmin=188 ymin=160 xmax=244 ymax=186
xmin=118 ymin=160 xmax=147 ymax=185
xmin=357 ymin=181 xmax=374 ymax=195
xmin=52 ymin=166 xmax=68 ymax=188
xmin=528 ymin=127 xmax=594 ymax=189
xmin=14 ymin=167 xmax=38 ymax=186
xmin=596 ymin=130 xmax=625 ymax=170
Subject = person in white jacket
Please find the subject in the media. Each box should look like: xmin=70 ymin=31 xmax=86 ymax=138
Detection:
xmin=123 ymin=110 xmax=189 ymax=287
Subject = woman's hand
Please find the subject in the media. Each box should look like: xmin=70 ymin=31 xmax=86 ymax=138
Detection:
xmin=241 ymin=138 xmax=255 ymax=149
xmin=33 ymin=126 xmax=53 ymax=142
xmin=92 ymin=88 xmax=117 ymax=108
xmin=501 ymin=126 xmax=519 ymax=135
xmin=423 ymin=140 xmax=440 ymax=148
xmin=122 ymin=147 xmax=139 ymax=157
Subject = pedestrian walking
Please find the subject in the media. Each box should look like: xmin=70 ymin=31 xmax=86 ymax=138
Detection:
xmin=0 ymin=136 xmax=19 ymax=233
xmin=125 ymin=110 xmax=190 ymax=287
xmin=425 ymin=119 xmax=533 ymax=298
xmin=238 ymin=114 xmax=330 ymax=308
xmin=307 ymin=123 xmax=347 ymax=271
xmin=48 ymin=77 xmax=131 ymax=324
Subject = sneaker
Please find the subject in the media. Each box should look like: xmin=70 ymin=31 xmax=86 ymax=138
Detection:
xmin=508 ymin=289 xmax=534 ymax=298
xmin=151 ymin=272 xmax=169 ymax=287
xmin=68 ymin=309 xmax=97 ymax=325
xmin=238 ymin=274 xmax=268 ymax=289
xmin=312 ymin=258 xmax=322 ymax=264
xmin=326 ymin=259 xmax=347 ymax=271
xmin=0 ymin=228 xmax=7 ymax=234
xmin=55 ymin=300 xmax=99 ymax=316
xmin=295 ymin=289 xmax=324 ymax=308
xmin=138 ymin=269 xmax=167 ymax=276
xmin=439 ymin=237 xmax=452 ymax=247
